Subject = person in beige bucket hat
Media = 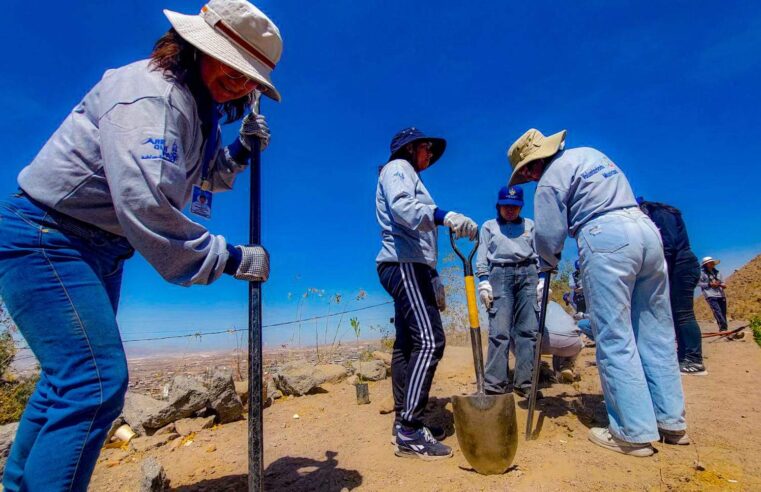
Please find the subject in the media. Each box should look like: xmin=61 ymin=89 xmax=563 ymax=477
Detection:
xmin=505 ymin=129 xmax=689 ymax=457
xmin=0 ymin=1 xmax=281 ymax=490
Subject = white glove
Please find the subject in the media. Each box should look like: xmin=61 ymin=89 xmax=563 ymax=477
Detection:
xmin=478 ymin=281 xmax=493 ymax=309
xmin=444 ymin=212 xmax=478 ymax=240
xmin=239 ymin=112 xmax=270 ymax=151
xmin=536 ymin=277 xmax=552 ymax=301
xmin=573 ymin=312 xmax=587 ymax=321
xmin=234 ymin=245 xmax=270 ymax=282
xmin=432 ymin=275 xmax=446 ymax=311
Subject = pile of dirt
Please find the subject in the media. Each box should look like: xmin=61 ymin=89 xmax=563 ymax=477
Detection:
xmin=695 ymin=254 xmax=761 ymax=322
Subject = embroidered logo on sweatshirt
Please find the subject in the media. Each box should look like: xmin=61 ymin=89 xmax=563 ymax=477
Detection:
xmin=141 ymin=138 xmax=179 ymax=164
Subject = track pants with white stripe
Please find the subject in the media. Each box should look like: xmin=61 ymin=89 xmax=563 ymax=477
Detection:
xmin=378 ymin=261 xmax=446 ymax=428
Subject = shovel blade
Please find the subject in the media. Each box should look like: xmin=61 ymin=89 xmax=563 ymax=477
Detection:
xmin=452 ymin=393 xmax=518 ymax=475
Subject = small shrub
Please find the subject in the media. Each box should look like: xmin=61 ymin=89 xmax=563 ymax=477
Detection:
xmin=0 ymin=374 xmax=38 ymax=424
xmin=750 ymin=316 xmax=761 ymax=349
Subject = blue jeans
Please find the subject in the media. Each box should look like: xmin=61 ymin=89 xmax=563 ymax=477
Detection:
xmin=0 ymin=192 xmax=133 ymax=491
xmin=484 ymin=263 xmax=539 ymax=393
xmin=577 ymin=208 xmax=686 ymax=443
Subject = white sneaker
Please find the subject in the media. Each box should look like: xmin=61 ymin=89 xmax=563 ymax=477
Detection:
xmin=588 ymin=427 xmax=654 ymax=457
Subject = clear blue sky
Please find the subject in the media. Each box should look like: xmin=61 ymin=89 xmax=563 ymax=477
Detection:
xmin=1 ymin=1 xmax=759 ymax=354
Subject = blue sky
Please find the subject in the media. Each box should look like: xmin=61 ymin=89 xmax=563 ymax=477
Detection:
xmin=1 ymin=1 xmax=759 ymax=355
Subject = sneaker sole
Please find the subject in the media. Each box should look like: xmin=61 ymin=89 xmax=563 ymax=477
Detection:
xmin=660 ymin=434 xmax=690 ymax=445
xmin=588 ymin=433 xmax=654 ymax=457
xmin=394 ymin=447 xmax=453 ymax=461
xmin=680 ymin=370 xmax=708 ymax=376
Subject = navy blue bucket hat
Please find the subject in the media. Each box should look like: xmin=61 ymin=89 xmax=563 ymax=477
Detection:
xmin=496 ymin=185 xmax=524 ymax=207
xmin=388 ymin=127 xmax=446 ymax=166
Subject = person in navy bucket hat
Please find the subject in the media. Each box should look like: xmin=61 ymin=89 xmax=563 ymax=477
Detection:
xmin=375 ymin=126 xmax=477 ymax=460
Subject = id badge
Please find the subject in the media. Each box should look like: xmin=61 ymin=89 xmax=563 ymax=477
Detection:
xmin=190 ymin=184 xmax=213 ymax=219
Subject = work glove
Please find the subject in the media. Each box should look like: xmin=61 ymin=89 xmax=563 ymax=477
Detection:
xmin=432 ymin=275 xmax=446 ymax=312
xmin=233 ymin=245 xmax=270 ymax=282
xmin=443 ymin=212 xmax=478 ymax=240
xmin=239 ymin=112 xmax=270 ymax=151
xmin=478 ymin=281 xmax=493 ymax=309
xmin=573 ymin=312 xmax=588 ymax=321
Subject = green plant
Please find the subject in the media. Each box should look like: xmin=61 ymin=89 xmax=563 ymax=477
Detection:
xmin=0 ymin=298 xmax=39 ymax=423
xmin=750 ymin=316 xmax=761 ymax=349
xmin=350 ymin=317 xmax=364 ymax=383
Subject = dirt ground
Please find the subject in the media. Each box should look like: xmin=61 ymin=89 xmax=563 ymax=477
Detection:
xmin=90 ymin=321 xmax=761 ymax=491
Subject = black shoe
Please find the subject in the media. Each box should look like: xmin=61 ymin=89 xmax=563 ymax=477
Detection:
xmin=395 ymin=427 xmax=453 ymax=460
xmin=514 ymin=386 xmax=543 ymax=400
xmin=679 ymin=362 xmax=708 ymax=376
xmin=392 ymin=422 xmax=445 ymax=443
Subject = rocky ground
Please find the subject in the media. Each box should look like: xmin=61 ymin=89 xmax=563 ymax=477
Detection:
xmin=81 ymin=320 xmax=761 ymax=491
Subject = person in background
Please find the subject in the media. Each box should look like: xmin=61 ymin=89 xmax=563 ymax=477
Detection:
xmin=568 ymin=259 xmax=587 ymax=314
xmin=699 ymin=256 xmax=729 ymax=332
xmin=376 ymin=127 xmax=478 ymax=461
xmin=507 ymin=128 xmax=688 ymax=457
xmin=0 ymin=1 xmax=279 ymax=490
xmin=639 ymin=199 xmax=706 ymax=375
xmin=476 ymin=185 xmax=541 ymax=398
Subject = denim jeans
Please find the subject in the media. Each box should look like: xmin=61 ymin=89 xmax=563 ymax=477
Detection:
xmin=0 ymin=192 xmax=133 ymax=491
xmin=706 ymin=297 xmax=728 ymax=331
xmin=669 ymin=259 xmax=703 ymax=364
xmin=577 ymin=208 xmax=686 ymax=443
xmin=484 ymin=263 xmax=539 ymax=393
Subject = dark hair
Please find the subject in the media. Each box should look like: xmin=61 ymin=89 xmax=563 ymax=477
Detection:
xmin=149 ymin=29 xmax=248 ymax=123
xmin=639 ymin=200 xmax=682 ymax=217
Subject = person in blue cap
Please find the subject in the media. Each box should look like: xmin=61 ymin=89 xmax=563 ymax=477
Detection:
xmin=475 ymin=185 xmax=541 ymax=397
xmin=376 ymin=127 xmax=477 ymax=460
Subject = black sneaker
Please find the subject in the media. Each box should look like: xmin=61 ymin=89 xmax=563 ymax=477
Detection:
xmin=514 ymin=386 xmax=543 ymax=400
xmin=679 ymin=362 xmax=708 ymax=376
xmin=391 ymin=423 xmax=445 ymax=444
xmin=395 ymin=427 xmax=453 ymax=460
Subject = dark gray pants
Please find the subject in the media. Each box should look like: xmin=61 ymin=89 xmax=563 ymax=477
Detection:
xmin=484 ymin=263 xmax=539 ymax=393
xmin=706 ymin=296 xmax=728 ymax=331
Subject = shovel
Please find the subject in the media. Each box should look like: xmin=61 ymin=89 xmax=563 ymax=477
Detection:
xmin=450 ymin=230 xmax=518 ymax=475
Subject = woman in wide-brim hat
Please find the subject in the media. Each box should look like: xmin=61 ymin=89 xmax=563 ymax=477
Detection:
xmin=376 ymin=127 xmax=477 ymax=460
xmin=0 ymin=1 xmax=281 ymax=489
xmin=698 ymin=256 xmax=729 ymax=331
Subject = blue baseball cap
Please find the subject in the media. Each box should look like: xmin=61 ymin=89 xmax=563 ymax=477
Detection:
xmin=496 ymin=185 xmax=524 ymax=207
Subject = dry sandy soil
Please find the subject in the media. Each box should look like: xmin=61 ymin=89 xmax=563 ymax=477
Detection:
xmin=90 ymin=321 xmax=761 ymax=491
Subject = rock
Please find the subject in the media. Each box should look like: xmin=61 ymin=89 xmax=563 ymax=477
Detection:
xmin=140 ymin=457 xmax=169 ymax=492
xmin=122 ymin=392 xmax=166 ymax=436
xmin=266 ymin=379 xmax=279 ymax=399
xmin=314 ymin=364 xmax=350 ymax=384
xmin=372 ymin=351 xmax=392 ymax=366
xmin=345 ymin=375 xmax=359 ymax=386
xmin=207 ymin=369 xmax=244 ymax=424
xmin=142 ymin=376 xmax=209 ymax=432
xmin=153 ymin=423 xmax=176 ymax=435
xmin=234 ymin=380 xmax=249 ymax=401
xmin=378 ymin=396 xmax=395 ymax=414
xmin=174 ymin=416 xmax=215 ymax=436
xmin=272 ymin=390 xmax=283 ymax=400
xmin=274 ymin=361 xmax=321 ymax=396
xmin=131 ymin=433 xmax=180 ymax=453
xmin=352 ymin=360 xmax=387 ymax=381
xmin=0 ymin=422 xmax=19 ymax=475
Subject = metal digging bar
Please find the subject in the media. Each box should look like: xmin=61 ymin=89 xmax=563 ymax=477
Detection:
xmin=248 ymin=91 xmax=264 ymax=492
xmin=525 ymin=269 xmax=553 ymax=441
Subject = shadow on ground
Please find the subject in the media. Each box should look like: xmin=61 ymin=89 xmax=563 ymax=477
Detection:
xmin=171 ymin=451 xmax=362 ymax=492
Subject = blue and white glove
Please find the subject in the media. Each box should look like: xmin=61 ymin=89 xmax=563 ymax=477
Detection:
xmin=444 ymin=212 xmax=478 ymax=240
xmin=239 ymin=112 xmax=270 ymax=151
xmin=233 ymin=245 xmax=270 ymax=282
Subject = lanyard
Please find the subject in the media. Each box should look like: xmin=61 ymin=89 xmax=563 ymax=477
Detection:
xmin=199 ymin=106 xmax=220 ymax=191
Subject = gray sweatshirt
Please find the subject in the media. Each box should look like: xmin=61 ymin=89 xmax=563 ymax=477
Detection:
xmin=375 ymin=159 xmax=438 ymax=268
xmin=698 ymin=269 xmax=726 ymax=298
xmin=475 ymin=218 xmax=537 ymax=279
xmin=533 ymin=147 xmax=638 ymax=269
xmin=17 ymin=60 xmax=248 ymax=286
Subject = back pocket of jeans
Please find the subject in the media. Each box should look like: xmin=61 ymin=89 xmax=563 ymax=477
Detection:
xmin=581 ymin=223 xmax=629 ymax=253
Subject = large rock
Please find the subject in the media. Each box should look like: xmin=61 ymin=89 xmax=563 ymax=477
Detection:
xmin=142 ymin=376 xmax=208 ymax=432
xmin=352 ymin=360 xmax=387 ymax=381
xmin=372 ymin=351 xmax=392 ymax=366
xmin=140 ymin=457 xmax=169 ymax=492
xmin=0 ymin=422 xmax=19 ymax=475
xmin=122 ymin=392 xmax=166 ymax=436
xmin=314 ymin=364 xmax=350 ymax=384
xmin=207 ymin=369 xmax=244 ymax=424
xmin=234 ymin=380 xmax=249 ymax=402
xmin=274 ymin=362 xmax=351 ymax=396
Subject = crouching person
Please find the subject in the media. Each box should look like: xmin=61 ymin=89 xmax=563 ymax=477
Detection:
xmin=475 ymin=185 xmax=541 ymax=399
xmin=376 ymin=127 xmax=477 ymax=460
xmin=0 ymin=2 xmax=279 ymax=489
xmin=507 ymin=128 xmax=688 ymax=457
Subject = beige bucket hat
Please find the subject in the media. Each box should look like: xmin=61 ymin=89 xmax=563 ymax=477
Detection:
xmin=164 ymin=0 xmax=283 ymax=101
xmin=507 ymin=128 xmax=567 ymax=185
xmin=701 ymin=256 xmax=720 ymax=267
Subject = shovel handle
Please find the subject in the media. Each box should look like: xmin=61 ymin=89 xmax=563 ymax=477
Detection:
xmin=449 ymin=230 xmax=480 ymax=329
xmin=525 ymin=269 xmax=553 ymax=441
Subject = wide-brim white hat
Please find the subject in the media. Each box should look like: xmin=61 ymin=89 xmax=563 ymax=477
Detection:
xmin=164 ymin=0 xmax=282 ymax=102
xmin=701 ymin=256 xmax=720 ymax=266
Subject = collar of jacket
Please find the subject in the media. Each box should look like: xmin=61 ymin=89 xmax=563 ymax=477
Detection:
xmin=496 ymin=213 xmax=523 ymax=226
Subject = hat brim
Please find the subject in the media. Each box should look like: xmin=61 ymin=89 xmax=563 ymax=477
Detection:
xmin=497 ymin=198 xmax=523 ymax=207
xmin=164 ymin=9 xmax=281 ymax=102
xmin=701 ymin=258 xmax=720 ymax=266
xmin=389 ymin=137 xmax=446 ymax=166
xmin=508 ymin=130 xmax=567 ymax=185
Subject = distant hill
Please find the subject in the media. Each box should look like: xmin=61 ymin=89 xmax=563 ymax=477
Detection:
xmin=694 ymin=254 xmax=761 ymax=322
